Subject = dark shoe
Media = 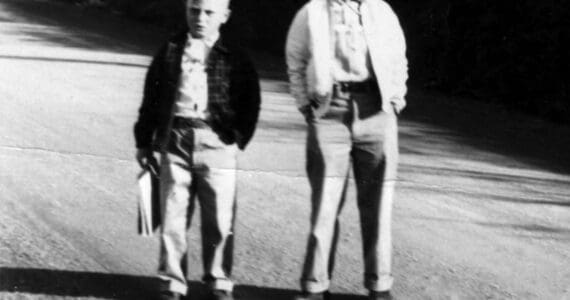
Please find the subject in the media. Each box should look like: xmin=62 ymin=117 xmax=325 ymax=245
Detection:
xmin=369 ymin=290 xmax=393 ymax=300
xmin=157 ymin=291 xmax=182 ymax=300
xmin=209 ymin=289 xmax=234 ymax=300
xmin=294 ymin=291 xmax=331 ymax=300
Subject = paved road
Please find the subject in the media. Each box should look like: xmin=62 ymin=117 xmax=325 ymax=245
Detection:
xmin=1 ymin=1 xmax=569 ymax=299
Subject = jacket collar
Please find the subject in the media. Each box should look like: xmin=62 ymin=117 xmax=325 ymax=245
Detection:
xmin=212 ymin=39 xmax=230 ymax=54
xmin=170 ymin=30 xmax=230 ymax=55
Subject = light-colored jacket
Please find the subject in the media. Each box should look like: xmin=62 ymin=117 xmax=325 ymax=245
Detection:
xmin=286 ymin=0 xmax=408 ymax=113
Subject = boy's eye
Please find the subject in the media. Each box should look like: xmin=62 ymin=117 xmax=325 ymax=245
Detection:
xmin=189 ymin=8 xmax=216 ymax=16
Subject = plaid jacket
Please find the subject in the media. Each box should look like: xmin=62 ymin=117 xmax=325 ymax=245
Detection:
xmin=134 ymin=31 xmax=261 ymax=151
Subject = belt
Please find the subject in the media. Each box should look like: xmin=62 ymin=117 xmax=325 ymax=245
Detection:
xmin=333 ymin=80 xmax=379 ymax=94
xmin=172 ymin=116 xmax=210 ymax=129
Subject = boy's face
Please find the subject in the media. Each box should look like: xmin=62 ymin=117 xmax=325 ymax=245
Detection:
xmin=186 ymin=0 xmax=230 ymax=39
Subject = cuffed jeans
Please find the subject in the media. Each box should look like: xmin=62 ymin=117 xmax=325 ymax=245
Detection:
xmin=301 ymin=92 xmax=398 ymax=293
xmin=158 ymin=123 xmax=238 ymax=295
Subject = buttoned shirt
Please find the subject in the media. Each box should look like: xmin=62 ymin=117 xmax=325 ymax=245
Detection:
xmin=173 ymin=34 xmax=219 ymax=119
xmin=330 ymin=0 xmax=372 ymax=82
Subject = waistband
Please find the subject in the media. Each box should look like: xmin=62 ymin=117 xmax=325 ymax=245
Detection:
xmin=334 ymin=80 xmax=379 ymax=94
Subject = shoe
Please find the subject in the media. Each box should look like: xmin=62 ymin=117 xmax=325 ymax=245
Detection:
xmin=157 ymin=291 xmax=183 ymax=300
xmin=369 ymin=290 xmax=393 ymax=300
xmin=209 ymin=289 xmax=234 ymax=300
xmin=294 ymin=291 xmax=331 ymax=300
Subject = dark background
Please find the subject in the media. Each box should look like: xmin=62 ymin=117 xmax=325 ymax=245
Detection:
xmin=66 ymin=0 xmax=569 ymax=124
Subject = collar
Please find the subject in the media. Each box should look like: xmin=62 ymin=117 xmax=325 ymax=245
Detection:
xmin=211 ymin=40 xmax=229 ymax=54
xmin=169 ymin=30 xmax=230 ymax=55
xmin=187 ymin=32 xmax=220 ymax=49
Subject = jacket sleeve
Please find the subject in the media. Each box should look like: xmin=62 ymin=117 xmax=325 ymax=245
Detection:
xmin=134 ymin=46 xmax=165 ymax=149
xmin=285 ymin=5 xmax=311 ymax=110
xmin=384 ymin=3 xmax=409 ymax=111
xmin=232 ymin=52 xmax=261 ymax=150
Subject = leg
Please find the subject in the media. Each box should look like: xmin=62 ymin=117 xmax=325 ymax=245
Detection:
xmin=352 ymin=111 xmax=398 ymax=292
xmin=158 ymin=128 xmax=196 ymax=296
xmin=301 ymin=102 xmax=352 ymax=293
xmin=193 ymin=129 xmax=239 ymax=292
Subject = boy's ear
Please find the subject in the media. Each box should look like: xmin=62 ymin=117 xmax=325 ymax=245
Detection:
xmin=223 ymin=9 xmax=231 ymax=23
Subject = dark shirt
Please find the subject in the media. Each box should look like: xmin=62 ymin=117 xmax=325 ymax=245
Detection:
xmin=134 ymin=31 xmax=261 ymax=151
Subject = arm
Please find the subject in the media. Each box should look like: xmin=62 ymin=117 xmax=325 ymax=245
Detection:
xmin=285 ymin=6 xmax=311 ymax=111
xmin=384 ymin=4 xmax=409 ymax=113
xmin=232 ymin=52 xmax=261 ymax=150
xmin=134 ymin=46 xmax=165 ymax=167
xmin=134 ymin=46 xmax=164 ymax=150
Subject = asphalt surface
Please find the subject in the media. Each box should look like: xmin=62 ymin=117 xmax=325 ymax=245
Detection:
xmin=0 ymin=1 xmax=569 ymax=299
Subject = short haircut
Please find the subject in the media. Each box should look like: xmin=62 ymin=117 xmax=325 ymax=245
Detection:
xmin=185 ymin=0 xmax=231 ymax=8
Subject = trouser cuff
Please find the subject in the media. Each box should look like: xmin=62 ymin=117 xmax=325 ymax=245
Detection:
xmin=365 ymin=274 xmax=394 ymax=292
xmin=158 ymin=276 xmax=188 ymax=295
xmin=207 ymin=278 xmax=234 ymax=292
xmin=301 ymin=279 xmax=330 ymax=293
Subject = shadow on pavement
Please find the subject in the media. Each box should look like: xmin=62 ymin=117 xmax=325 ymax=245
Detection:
xmin=0 ymin=0 xmax=167 ymax=56
xmin=0 ymin=268 xmax=366 ymax=300
xmin=0 ymin=267 xmax=156 ymax=299
xmin=402 ymin=90 xmax=570 ymax=175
